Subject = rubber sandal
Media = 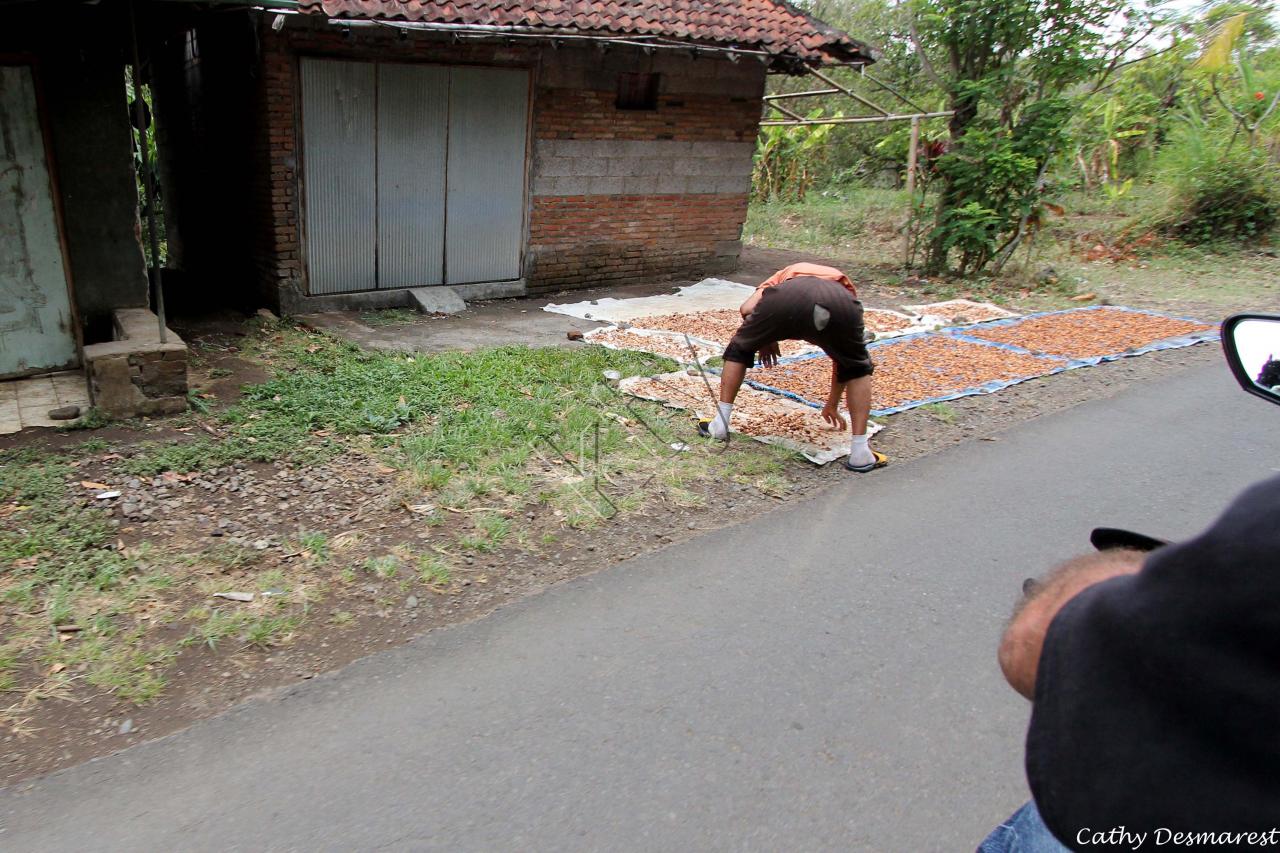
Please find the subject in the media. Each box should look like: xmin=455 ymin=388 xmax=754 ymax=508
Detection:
xmin=697 ymin=418 xmax=727 ymax=441
xmin=843 ymin=450 xmax=888 ymax=473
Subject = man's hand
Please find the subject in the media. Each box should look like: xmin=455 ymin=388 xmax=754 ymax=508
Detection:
xmin=999 ymin=549 xmax=1146 ymax=700
xmin=821 ymin=400 xmax=847 ymax=430
xmin=758 ymin=342 xmax=781 ymax=369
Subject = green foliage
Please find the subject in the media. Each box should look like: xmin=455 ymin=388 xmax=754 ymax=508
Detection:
xmin=928 ymin=98 xmax=1075 ymax=273
xmin=119 ymin=330 xmax=669 ymax=482
xmin=911 ymin=0 xmax=1142 ymax=273
xmin=1156 ymin=127 xmax=1280 ymax=243
xmin=754 ymin=113 xmax=840 ymax=202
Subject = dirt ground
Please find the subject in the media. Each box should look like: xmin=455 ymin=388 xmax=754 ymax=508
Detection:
xmin=0 ymin=244 xmax=1237 ymax=786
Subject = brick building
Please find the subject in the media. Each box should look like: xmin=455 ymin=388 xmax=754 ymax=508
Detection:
xmin=238 ymin=0 xmax=873 ymax=312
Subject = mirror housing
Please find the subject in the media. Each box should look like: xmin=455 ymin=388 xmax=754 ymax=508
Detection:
xmin=1222 ymin=313 xmax=1280 ymax=407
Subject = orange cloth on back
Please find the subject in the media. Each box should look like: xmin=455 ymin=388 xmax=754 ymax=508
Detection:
xmin=759 ymin=263 xmax=857 ymax=298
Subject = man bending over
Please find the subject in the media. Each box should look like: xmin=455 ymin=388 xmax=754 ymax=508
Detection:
xmin=699 ymin=264 xmax=886 ymax=473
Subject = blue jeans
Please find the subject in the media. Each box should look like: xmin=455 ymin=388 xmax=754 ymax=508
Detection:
xmin=977 ymin=801 xmax=1070 ymax=853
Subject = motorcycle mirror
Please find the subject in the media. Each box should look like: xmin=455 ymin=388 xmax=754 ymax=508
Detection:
xmin=1222 ymin=313 xmax=1280 ymax=407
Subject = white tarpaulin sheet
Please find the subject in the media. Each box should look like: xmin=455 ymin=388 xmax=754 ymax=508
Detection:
xmin=621 ymin=371 xmax=881 ymax=466
xmin=902 ymin=299 xmax=1021 ymax=328
xmin=544 ymin=279 xmax=756 ymax=323
xmin=583 ymin=326 xmax=720 ymax=364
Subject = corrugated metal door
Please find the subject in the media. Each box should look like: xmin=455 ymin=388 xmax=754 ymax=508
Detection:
xmin=300 ymin=59 xmax=377 ymax=294
xmin=376 ymin=63 xmax=447 ymax=289
xmin=445 ymin=68 xmax=529 ymax=285
xmin=301 ymin=61 xmax=528 ymax=294
xmin=0 ymin=65 xmax=78 ymax=379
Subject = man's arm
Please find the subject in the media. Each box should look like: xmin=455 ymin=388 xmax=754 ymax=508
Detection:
xmin=998 ymin=548 xmax=1145 ymax=700
xmin=821 ymin=364 xmax=847 ymax=429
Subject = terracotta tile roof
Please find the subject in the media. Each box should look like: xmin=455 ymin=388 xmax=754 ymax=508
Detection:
xmin=299 ymin=0 xmax=873 ymax=64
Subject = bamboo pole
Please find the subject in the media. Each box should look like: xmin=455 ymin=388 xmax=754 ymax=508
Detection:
xmin=905 ymin=116 xmax=920 ymax=196
xmin=903 ymin=117 xmax=920 ymax=268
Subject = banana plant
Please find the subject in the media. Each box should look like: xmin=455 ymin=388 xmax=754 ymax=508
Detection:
xmin=753 ymin=108 xmax=840 ymax=202
xmin=1196 ymin=12 xmax=1280 ymax=147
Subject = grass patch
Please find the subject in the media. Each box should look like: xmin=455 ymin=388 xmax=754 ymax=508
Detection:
xmin=119 ymin=325 xmax=672 ymax=481
xmin=363 ymin=555 xmax=400 ymax=579
xmin=296 ymin=530 xmax=329 ymax=563
xmin=417 ymin=553 xmax=452 ymax=586
xmin=920 ymin=402 xmax=958 ymax=424
xmin=745 ymin=191 xmax=906 ymax=252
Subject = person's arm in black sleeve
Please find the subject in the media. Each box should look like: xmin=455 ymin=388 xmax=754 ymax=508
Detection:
xmin=1011 ymin=473 xmax=1280 ymax=846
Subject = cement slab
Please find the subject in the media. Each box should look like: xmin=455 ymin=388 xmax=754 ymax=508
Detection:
xmin=301 ymin=277 xmax=759 ymax=354
xmin=408 ymin=286 xmax=467 ymax=315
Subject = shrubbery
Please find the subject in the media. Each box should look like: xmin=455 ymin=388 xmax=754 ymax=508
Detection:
xmin=1153 ymin=121 xmax=1280 ymax=245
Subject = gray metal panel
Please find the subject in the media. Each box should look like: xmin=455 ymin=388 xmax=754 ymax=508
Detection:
xmin=376 ymin=63 xmax=448 ymax=289
xmin=0 ymin=65 xmax=78 ymax=377
xmin=445 ymin=67 xmax=529 ymax=285
xmin=301 ymin=59 xmax=377 ymax=295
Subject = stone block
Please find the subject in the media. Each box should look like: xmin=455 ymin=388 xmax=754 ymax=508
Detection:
xmin=409 ymin=286 xmax=467 ymax=315
xmin=715 ymin=239 xmax=744 ymax=258
xmin=621 ymin=176 xmax=659 ymax=195
xmin=587 ymin=176 xmax=623 ymax=195
xmin=568 ymin=157 xmax=607 ymax=177
xmin=84 ymin=308 xmax=190 ymax=420
xmin=712 ymin=174 xmax=753 ymax=194
xmin=88 ymin=355 xmax=140 ymax=419
xmin=685 ymin=176 xmax=719 ymax=194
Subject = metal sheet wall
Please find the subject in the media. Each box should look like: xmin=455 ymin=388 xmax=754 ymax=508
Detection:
xmin=301 ymin=61 xmax=529 ymax=294
xmin=300 ymin=59 xmax=377 ymax=295
xmin=0 ymin=65 xmax=78 ymax=378
xmin=376 ymin=63 xmax=448 ymax=289
xmin=445 ymin=68 xmax=529 ymax=285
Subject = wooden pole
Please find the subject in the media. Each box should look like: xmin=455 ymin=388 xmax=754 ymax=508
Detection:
xmin=905 ymin=116 xmax=920 ymax=196
xmin=903 ymin=116 xmax=920 ymax=268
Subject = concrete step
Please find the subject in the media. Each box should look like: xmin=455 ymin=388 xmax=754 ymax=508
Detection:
xmin=409 ymin=287 xmax=467 ymax=315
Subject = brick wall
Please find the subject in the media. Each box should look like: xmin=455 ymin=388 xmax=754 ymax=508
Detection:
xmin=527 ymin=45 xmax=764 ymax=294
xmin=530 ymin=194 xmax=748 ymax=290
xmin=250 ymin=19 xmax=765 ymax=307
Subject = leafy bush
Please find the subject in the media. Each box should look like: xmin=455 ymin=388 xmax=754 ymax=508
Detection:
xmin=1155 ymin=121 xmax=1280 ymax=244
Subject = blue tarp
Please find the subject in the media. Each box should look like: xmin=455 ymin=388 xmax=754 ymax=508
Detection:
xmin=720 ymin=306 xmax=1219 ymax=417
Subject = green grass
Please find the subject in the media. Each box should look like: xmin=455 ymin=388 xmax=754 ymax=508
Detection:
xmin=745 ymin=191 xmax=907 ymax=253
xmin=243 ymin=614 xmax=300 ymax=649
xmin=919 ymin=402 xmax=958 ymax=424
xmin=296 ymin=530 xmax=329 ymax=563
xmin=0 ymin=323 xmax=802 ymax=719
xmin=417 ymin=553 xmax=452 ymax=586
xmin=363 ymin=555 xmax=400 ymax=579
xmin=117 ymin=326 xmax=672 ymax=480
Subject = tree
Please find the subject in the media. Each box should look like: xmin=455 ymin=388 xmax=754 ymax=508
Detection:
xmin=909 ymin=0 xmax=1158 ymax=274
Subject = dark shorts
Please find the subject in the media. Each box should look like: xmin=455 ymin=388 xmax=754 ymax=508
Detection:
xmin=722 ymin=276 xmax=874 ymax=383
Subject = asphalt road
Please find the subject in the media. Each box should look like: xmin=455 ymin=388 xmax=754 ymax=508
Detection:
xmin=3 ymin=360 xmax=1278 ymax=852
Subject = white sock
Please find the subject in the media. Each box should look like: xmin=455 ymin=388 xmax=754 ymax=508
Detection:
xmin=848 ymin=433 xmax=875 ymax=466
xmin=708 ymin=402 xmax=733 ymax=439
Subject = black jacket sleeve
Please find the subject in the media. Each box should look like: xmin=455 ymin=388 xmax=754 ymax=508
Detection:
xmin=1026 ymin=474 xmax=1280 ymax=848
